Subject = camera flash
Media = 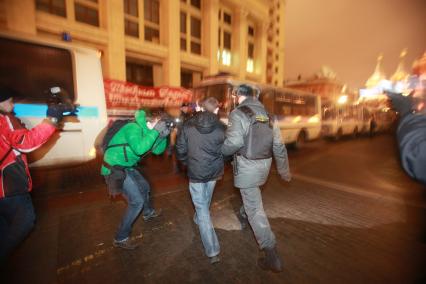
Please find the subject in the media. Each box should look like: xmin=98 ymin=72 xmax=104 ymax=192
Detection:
xmin=50 ymin=87 xmax=61 ymax=94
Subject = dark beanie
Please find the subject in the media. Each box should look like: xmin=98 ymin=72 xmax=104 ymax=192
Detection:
xmin=0 ymin=86 xmax=15 ymax=103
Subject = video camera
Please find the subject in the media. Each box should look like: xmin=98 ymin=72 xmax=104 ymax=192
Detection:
xmin=47 ymin=86 xmax=78 ymax=116
xmin=162 ymin=116 xmax=180 ymax=129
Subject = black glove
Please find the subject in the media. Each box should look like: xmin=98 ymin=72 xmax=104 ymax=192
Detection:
xmin=154 ymin=120 xmax=171 ymax=138
xmin=46 ymin=104 xmax=63 ymax=123
xmin=385 ymin=91 xmax=414 ymax=117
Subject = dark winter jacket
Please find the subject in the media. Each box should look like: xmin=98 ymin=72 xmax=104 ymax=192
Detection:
xmin=397 ymin=112 xmax=426 ymax=185
xmin=221 ymin=97 xmax=290 ymax=189
xmin=176 ymin=111 xmax=225 ymax=183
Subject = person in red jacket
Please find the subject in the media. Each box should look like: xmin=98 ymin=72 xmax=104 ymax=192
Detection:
xmin=0 ymin=86 xmax=62 ymax=263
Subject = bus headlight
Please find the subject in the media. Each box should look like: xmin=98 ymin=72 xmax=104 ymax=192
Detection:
xmin=89 ymin=147 xmax=97 ymax=158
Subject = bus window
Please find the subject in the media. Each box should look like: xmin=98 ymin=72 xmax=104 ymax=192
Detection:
xmin=193 ymin=86 xmax=207 ymax=103
xmin=306 ymin=96 xmax=316 ymax=116
xmin=323 ymin=107 xmax=336 ymax=120
xmin=194 ymin=83 xmax=233 ymax=119
xmin=0 ymin=37 xmax=75 ymax=103
xmin=260 ymin=88 xmax=275 ymax=114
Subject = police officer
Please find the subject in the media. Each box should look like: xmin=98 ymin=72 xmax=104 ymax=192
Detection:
xmin=221 ymin=84 xmax=291 ymax=272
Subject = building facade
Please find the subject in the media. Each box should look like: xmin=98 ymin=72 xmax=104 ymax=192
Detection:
xmin=285 ymin=67 xmax=349 ymax=103
xmin=0 ymin=0 xmax=285 ymax=88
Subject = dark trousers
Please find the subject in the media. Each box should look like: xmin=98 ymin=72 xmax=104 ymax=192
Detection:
xmin=0 ymin=193 xmax=36 ymax=263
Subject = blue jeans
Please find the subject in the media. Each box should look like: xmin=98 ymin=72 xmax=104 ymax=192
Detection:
xmin=240 ymin=187 xmax=276 ymax=249
xmin=0 ymin=193 xmax=36 ymax=263
xmin=189 ymin=181 xmax=220 ymax=257
xmin=115 ymin=168 xmax=155 ymax=241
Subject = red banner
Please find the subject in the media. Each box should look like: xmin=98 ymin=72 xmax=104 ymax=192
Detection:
xmin=104 ymin=79 xmax=193 ymax=112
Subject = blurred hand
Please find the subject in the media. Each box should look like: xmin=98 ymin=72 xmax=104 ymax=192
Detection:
xmin=385 ymin=91 xmax=413 ymax=117
xmin=279 ymin=172 xmax=291 ymax=182
xmin=46 ymin=104 xmax=63 ymax=123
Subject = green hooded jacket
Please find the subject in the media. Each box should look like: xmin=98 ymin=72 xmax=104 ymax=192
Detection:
xmin=101 ymin=110 xmax=167 ymax=176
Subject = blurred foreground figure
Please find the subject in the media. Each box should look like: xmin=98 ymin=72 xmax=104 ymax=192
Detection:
xmin=101 ymin=110 xmax=170 ymax=249
xmin=385 ymin=87 xmax=426 ymax=185
xmin=176 ymin=97 xmax=225 ymax=264
xmin=0 ymin=87 xmax=61 ymax=263
xmin=221 ymin=84 xmax=291 ymax=272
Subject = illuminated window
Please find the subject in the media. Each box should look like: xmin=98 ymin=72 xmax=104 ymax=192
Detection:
xmin=126 ymin=61 xmax=154 ymax=86
xmin=246 ymin=24 xmax=255 ymax=73
xmin=223 ymin=12 xmax=231 ymax=24
xmin=190 ymin=0 xmax=201 ymax=9
xmin=248 ymin=26 xmax=254 ymax=37
xmin=75 ymin=0 xmax=99 ymax=27
xmin=180 ymin=0 xmax=202 ymax=55
xmin=218 ymin=6 xmax=232 ymax=66
xmin=221 ymin=50 xmax=231 ymax=66
xmin=246 ymin=59 xmax=254 ymax=73
xmin=124 ymin=0 xmax=160 ymax=42
xmin=124 ymin=0 xmax=139 ymax=37
xmin=180 ymin=12 xmax=187 ymax=51
xmin=36 ymin=0 xmax=66 ymax=17
xmin=223 ymin=32 xmax=231 ymax=49
xmin=144 ymin=0 xmax=160 ymax=43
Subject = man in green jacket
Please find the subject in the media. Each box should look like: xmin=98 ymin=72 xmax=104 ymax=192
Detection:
xmin=101 ymin=110 xmax=170 ymax=249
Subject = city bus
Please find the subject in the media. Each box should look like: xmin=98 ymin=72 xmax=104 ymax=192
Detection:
xmin=321 ymin=100 xmax=396 ymax=140
xmin=321 ymin=102 xmax=370 ymax=139
xmin=0 ymin=32 xmax=108 ymax=167
xmin=192 ymin=75 xmax=322 ymax=148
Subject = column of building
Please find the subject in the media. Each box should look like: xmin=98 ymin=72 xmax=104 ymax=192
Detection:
xmin=233 ymin=8 xmax=248 ymax=79
xmin=4 ymin=0 xmax=36 ymax=35
xmin=202 ymin=0 xmax=219 ymax=77
xmin=163 ymin=0 xmax=181 ymax=86
xmin=256 ymin=22 xmax=268 ymax=83
xmin=104 ymin=0 xmax=126 ymax=81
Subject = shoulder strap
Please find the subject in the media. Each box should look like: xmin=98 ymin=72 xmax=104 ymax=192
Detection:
xmin=238 ymin=105 xmax=255 ymax=119
xmin=105 ymin=143 xmax=129 ymax=151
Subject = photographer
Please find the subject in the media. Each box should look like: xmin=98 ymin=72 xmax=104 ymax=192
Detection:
xmin=0 ymin=86 xmax=62 ymax=263
xmin=101 ymin=110 xmax=170 ymax=250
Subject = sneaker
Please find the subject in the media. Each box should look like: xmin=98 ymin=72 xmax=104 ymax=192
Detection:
xmin=209 ymin=255 xmax=220 ymax=265
xmin=113 ymin=238 xmax=140 ymax=250
xmin=143 ymin=208 xmax=163 ymax=222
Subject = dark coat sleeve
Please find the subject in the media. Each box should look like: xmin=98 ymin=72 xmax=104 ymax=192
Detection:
xmin=176 ymin=123 xmax=188 ymax=164
xmin=272 ymin=119 xmax=290 ymax=178
xmin=397 ymin=113 xmax=426 ymax=185
xmin=221 ymin=110 xmax=246 ymax=156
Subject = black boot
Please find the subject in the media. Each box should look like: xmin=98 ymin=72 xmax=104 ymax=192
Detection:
xmin=258 ymin=246 xmax=283 ymax=273
xmin=237 ymin=211 xmax=249 ymax=230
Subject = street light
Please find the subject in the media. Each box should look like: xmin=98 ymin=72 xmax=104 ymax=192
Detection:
xmin=337 ymin=95 xmax=348 ymax=105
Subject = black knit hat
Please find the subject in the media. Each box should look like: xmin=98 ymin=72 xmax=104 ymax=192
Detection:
xmin=0 ymin=86 xmax=15 ymax=103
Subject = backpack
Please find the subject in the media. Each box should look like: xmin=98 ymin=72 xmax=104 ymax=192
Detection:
xmin=101 ymin=119 xmax=132 ymax=154
xmin=237 ymin=105 xmax=273 ymax=160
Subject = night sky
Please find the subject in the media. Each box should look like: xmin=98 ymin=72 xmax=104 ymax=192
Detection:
xmin=284 ymin=0 xmax=426 ymax=89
